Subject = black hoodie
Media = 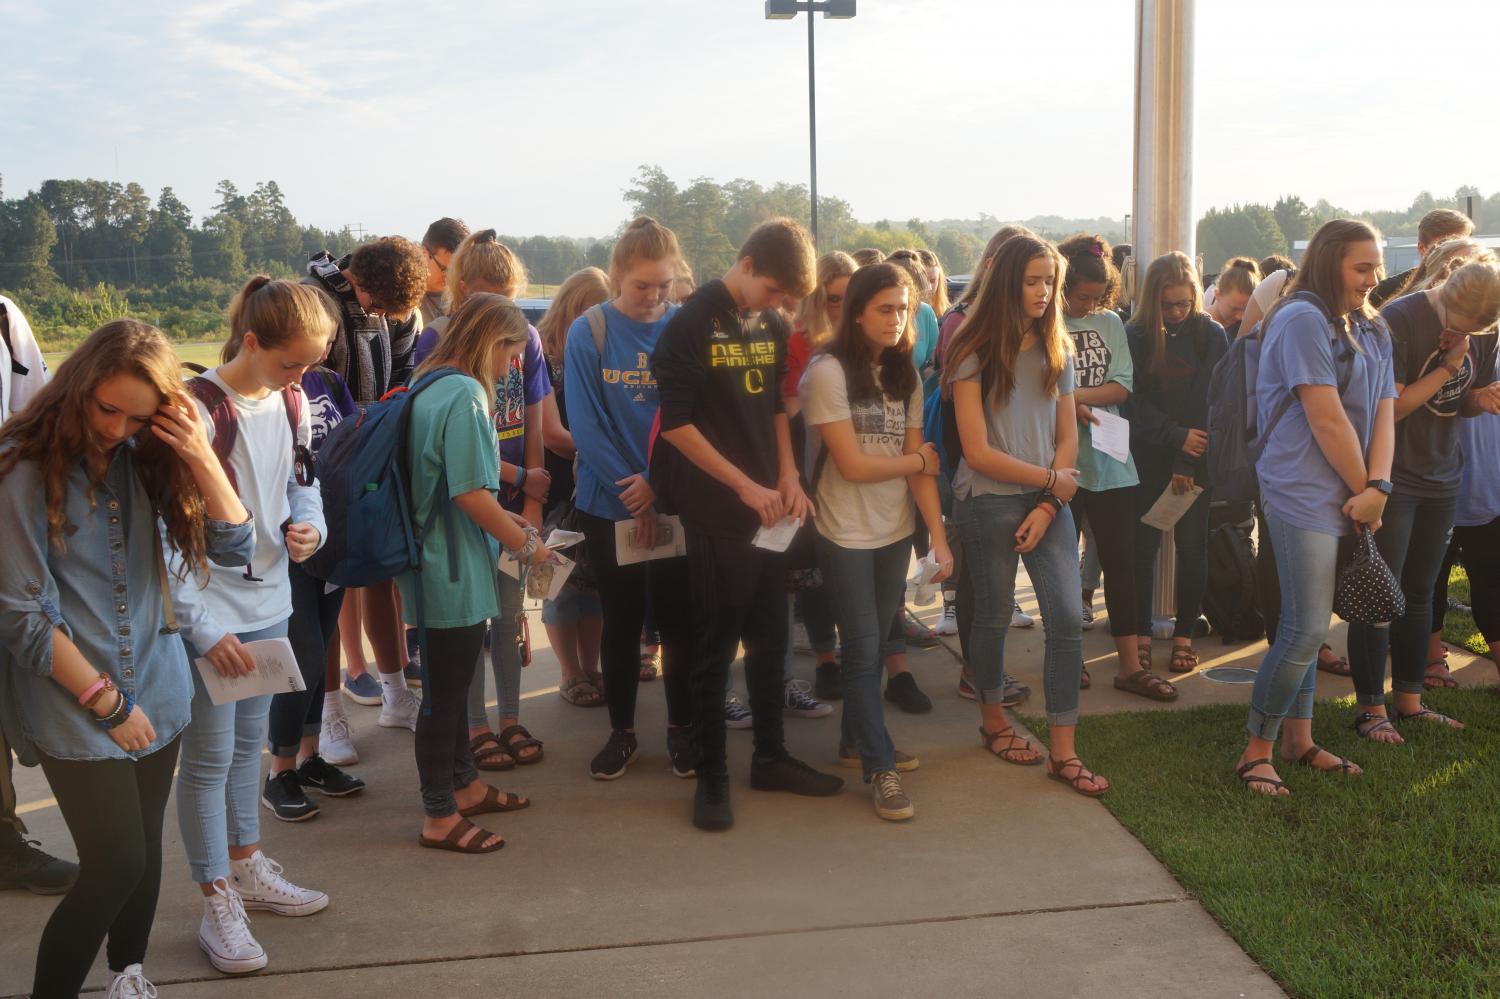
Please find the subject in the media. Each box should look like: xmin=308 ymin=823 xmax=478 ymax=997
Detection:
xmin=651 ymin=280 xmax=787 ymax=541
xmin=1126 ymin=312 xmax=1229 ymax=477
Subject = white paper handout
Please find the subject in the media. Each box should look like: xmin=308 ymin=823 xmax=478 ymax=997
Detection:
xmin=194 ymin=637 xmax=305 ymax=706
xmin=499 ymin=532 xmax=578 ymax=599
xmin=1140 ymin=481 xmax=1205 ymax=531
xmin=1090 ymin=410 xmax=1131 ymax=464
xmin=752 ymin=515 xmax=803 ymax=553
xmin=614 ymin=515 xmax=688 ymax=566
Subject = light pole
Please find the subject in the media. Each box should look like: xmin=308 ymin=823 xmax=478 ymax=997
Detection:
xmin=764 ymin=0 xmax=856 ymax=244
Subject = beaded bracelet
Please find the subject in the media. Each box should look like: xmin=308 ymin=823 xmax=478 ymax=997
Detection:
xmin=94 ymin=690 xmax=134 ymax=730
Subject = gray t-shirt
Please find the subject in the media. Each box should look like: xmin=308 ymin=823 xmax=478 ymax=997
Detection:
xmin=1384 ymin=291 xmax=1498 ymax=498
xmin=800 ymin=354 xmax=924 ymax=549
xmin=952 ymin=344 xmax=1076 ymax=499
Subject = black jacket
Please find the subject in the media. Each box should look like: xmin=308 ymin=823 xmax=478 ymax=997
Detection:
xmin=1126 ymin=313 xmax=1228 ymax=477
xmin=651 ymin=280 xmax=787 ymax=540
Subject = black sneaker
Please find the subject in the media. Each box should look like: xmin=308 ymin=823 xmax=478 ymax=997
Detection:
xmin=750 ymin=754 xmax=844 ymax=797
xmin=667 ymin=727 xmax=699 ymax=779
xmin=814 ymin=660 xmax=842 ymax=701
xmin=296 ymin=754 xmax=365 ymax=797
xmin=0 ymin=831 xmax=77 ymax=895
xmin=884 ymin=671 xmax=933 ymax=714
xmin=261 ymin=770 xmax=320 ymax=822
xmin=590 ymin=730 xmax=639 ymax=781
xmin=693 ymin=773 xmax=734 ymax=831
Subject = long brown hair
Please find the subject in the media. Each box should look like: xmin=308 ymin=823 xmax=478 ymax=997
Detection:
xmin=1133 ymin=252 xmax=1205 ymax=372
xmin=414 ymin=293 xmax=530 ymax=420
xmin=537 ymin=267 xmax=611 ymax=366
xmin=954 ymin=225 xmax=1036 ymax=310
xmin=1265 ymin=219 xmax=1384 ymax=349
xmin=821 ymin=263 xmax=918 ymax=405
xmin=0 ymin=319 xmax=213 ymax=573
xmin=941 ymin=235 xmax=1072 ymax=404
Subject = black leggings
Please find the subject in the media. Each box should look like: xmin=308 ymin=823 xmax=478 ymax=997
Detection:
xmin=579 ymin=510 xmax=693 ymax=732
xmin=1073 ymin=486 xmax=1142 ymax=639
xmin=32 ymin=739 xmax=180 ymax=999
xmin=268 ymin=562 xmax=345 ymax=758
xmin=414 ymin=623 xmax=486 ymax=818
xmin=1454 ymin=518 xmax=1500 ymax=646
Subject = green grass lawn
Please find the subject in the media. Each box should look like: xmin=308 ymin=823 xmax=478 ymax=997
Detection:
xmin=1025 ymin=688 xmax=1500 ymax=999
xmin=43 ymin=340 xmax=225 ymax=372
xmin=1443 ymin=566 xmax=1489 ymax=657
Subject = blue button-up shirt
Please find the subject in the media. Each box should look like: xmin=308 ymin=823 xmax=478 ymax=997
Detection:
xmin=0 ymin=444 xmax=254 ymax=764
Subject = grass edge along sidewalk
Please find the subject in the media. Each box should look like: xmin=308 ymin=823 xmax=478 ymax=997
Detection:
xmin=1025 ymin=687 xmax=1500 ymax=999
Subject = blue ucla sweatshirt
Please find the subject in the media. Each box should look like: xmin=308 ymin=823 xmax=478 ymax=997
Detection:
xmin=564 ymin=301 xmax=678 ymax=521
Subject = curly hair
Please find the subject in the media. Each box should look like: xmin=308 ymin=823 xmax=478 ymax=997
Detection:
xmin=0 ymin=319 xmax=213 ymax=576
xmin=1057 ymin=233 xmax=1122 ymax=311
xmin=349 ymin=236 xmax=428 ymax=315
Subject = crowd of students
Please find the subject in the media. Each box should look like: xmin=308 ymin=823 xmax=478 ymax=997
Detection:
xmin=2 ymin=207 xmax=1500 ymax=997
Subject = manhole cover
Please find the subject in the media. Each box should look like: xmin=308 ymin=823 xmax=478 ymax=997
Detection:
xmin=1201 ymin=666 xmax=1258 ymax=684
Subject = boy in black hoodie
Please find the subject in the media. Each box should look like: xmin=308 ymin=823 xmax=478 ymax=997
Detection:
xmin=652 ymin=219 xmax=844 ymax=831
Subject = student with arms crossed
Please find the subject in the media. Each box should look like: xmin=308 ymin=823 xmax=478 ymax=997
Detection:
xmin=652 ymin=219 xmax=845 ymax=831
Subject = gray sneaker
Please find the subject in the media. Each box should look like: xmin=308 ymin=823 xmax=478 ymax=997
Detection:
xmin=871 ymin=770 xmax=914 ymax=821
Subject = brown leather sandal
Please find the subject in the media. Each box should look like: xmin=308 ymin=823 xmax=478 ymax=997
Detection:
xmin=418 ymin=817 xmax=504 ymax=854
xmin=498 ymin=724 xmax=545 ymax=765
xmin=1352 ymin=712 xmax=1403 ymax=743
xmin=1235 ymin=757 xmax=1288 ymax=796
xmin=1293 ymin=745 xmax=1359 ymax=776
xmin=1169 ymin=645 xmax=1200 ymax=673
xmin=1113 ymin=668 xmax=1179 ymax=702
xmin=1047 ymin=756 xmax=1109 ymax=797
xmin=1315 ymin=644 xmax=1351 ymax=677
xmin=458 ymin=785 xmax=531 ymax=818
xmin=469 ymin=733 xmax=516 ymax=771
xmin=978 ymin=726 xmax=1043 ymax=766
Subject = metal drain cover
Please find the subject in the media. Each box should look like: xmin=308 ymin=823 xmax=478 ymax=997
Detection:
xmin=1201 ymin=666 xmax=1258 ymax=684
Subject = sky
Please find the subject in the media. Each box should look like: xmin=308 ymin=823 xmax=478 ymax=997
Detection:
xmin=2 ymin=0 xmax=1497 ymax=240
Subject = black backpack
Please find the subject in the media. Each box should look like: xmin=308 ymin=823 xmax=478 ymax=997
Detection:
xmin=1202 ymin=505 xmax=1264 ymax=642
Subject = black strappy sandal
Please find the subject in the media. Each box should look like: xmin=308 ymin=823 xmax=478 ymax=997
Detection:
xmin=1395 ymin=706 xmax=1464 ymax=729
xmin=1236 ymin=757 xmax=1288 ymax=795
xmin=1293 ymin=745 xmax=1359 ymax=776
xmin=1353 ymin=711 xmax=1403 ymax=742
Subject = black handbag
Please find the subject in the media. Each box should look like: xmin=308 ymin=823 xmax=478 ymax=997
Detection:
xmin=1333 ymin=526 xmax=1405 ymax=625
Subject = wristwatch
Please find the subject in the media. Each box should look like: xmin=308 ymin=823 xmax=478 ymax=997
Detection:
xmin=1366 ymin=479 xmax=1393 ymax=496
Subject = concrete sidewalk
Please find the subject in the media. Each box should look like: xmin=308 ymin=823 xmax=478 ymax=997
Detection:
xmin=0 ymin=588 xmax=1306 ymax=999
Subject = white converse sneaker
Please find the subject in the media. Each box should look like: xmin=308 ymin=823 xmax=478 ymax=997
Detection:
xmin=229 ymin=850 xmax=329 ymax=917
xmin=935 ymin=603 xmax=958 ymax=636
xmin=319 ymin=714 xmax=359 ymax=766
xmin=377 ymin=685 xmax=420 ymax=732
xmin=198 ymin=879 xmax=266 ymax=974
xmin=106 ymin=964 xmax=157 ymax=999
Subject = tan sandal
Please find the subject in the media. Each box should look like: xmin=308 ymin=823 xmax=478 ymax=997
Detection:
xmin=1169 ymin=646 xmax=1199 ymax=673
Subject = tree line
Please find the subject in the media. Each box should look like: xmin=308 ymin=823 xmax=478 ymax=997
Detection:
xmin=0 ymin=166 xmax=1493 ymax=349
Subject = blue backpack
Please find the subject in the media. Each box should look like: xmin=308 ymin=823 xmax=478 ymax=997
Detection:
xmin=304 ymin=367 xmax=465 ymax=702
xmin=1205 ymin=291 xmax=1353 ymax=504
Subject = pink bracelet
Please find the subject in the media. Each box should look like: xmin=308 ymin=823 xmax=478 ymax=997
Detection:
xmin=78 ymin=676 xmax=110 ymax=707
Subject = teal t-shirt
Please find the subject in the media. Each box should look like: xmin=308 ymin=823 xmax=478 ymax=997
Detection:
xmin=1065 ymin=309 xmax=1139 ymax=492
xmin=397 ymin=374 xmax=503 ymax=629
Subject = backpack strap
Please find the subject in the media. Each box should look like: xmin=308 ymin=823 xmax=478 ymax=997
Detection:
xmin=185 ymin=376 xmax=239 ymax=492
xmin=1250 ymin=298 xmax=1361 ymax=461
xmin=0 ymin=303 xmax=26 ymax=377
xmin=585 ymin=304 xmax=608 ymax=357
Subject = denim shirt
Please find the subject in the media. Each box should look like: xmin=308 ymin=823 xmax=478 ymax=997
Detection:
xmin=0 ymin=444 xmax=254 ymax=765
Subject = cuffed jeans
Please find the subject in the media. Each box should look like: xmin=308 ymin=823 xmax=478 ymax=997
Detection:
xmin=177 ymin=619 xmax=288 ymax=884
xmin=956 ymin=492 xmax=1083 ymax=726
xmin=1349 ymin=491 xmax=1456 ymax=707
xmin=816 ymin=534 xmax=910 ymax=780
xmin=1246 ymin=509 xmax=1339 ymax=740
xmin=467 ymin=572 xmax=524 ymax=729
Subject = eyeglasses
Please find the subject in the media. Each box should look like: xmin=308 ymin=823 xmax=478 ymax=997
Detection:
xmin=1162 ymin=299 xmax=1194 ymax=311
xmin=426 ymin=247 xmax=448 ymax=274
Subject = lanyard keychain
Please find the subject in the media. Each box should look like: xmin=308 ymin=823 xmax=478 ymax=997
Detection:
xmin=514 ymin=561 xmax=532 ymax=669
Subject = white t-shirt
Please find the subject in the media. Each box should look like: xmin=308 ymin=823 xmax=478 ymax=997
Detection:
xmin=0 ymin=296 xmax=50 ymax=422
xmin=799 ymin=354 xmax=924 ymax=549
xmin=171 ymin=369 xmax=325 ymax=651
xmin=1249 ymin=269 xmax=1291 ymax=321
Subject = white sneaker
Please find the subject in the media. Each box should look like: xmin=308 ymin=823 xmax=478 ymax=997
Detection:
xmin=378 ymin=685 xmax=420 ymax=732
xmin=229 ymin=850 xmax=329 ymax=917
xmin=319 ymin=714 xmax=359 ymax=766
xmin=107 ymin=964 xmax=157 ymax=999
xmin=198 ymin=879 xmax=267 ymax=974
xmin=1011 ymin=603 xmax=1035 ymax=629
xmin=935 ymin=603 xmax=958 ymax=636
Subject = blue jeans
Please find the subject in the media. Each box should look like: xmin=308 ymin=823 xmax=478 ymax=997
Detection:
xmin=177 ymin=619 xmax=289 ymax=884
xmin=468 ymin=573 xmax=524 ymax=729
xmin=956 ymin=493 xmax=1083 ymax=726
xmin=1133 ymin=463 xmax=1211 ymax=639
xmin=816 ymin=535 xmax=910 ymax=778
xmin=1348 ymin=492 xmax=1456 ymax=706
xmin=1246 ymin=509 xmax=1338 ymax=740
